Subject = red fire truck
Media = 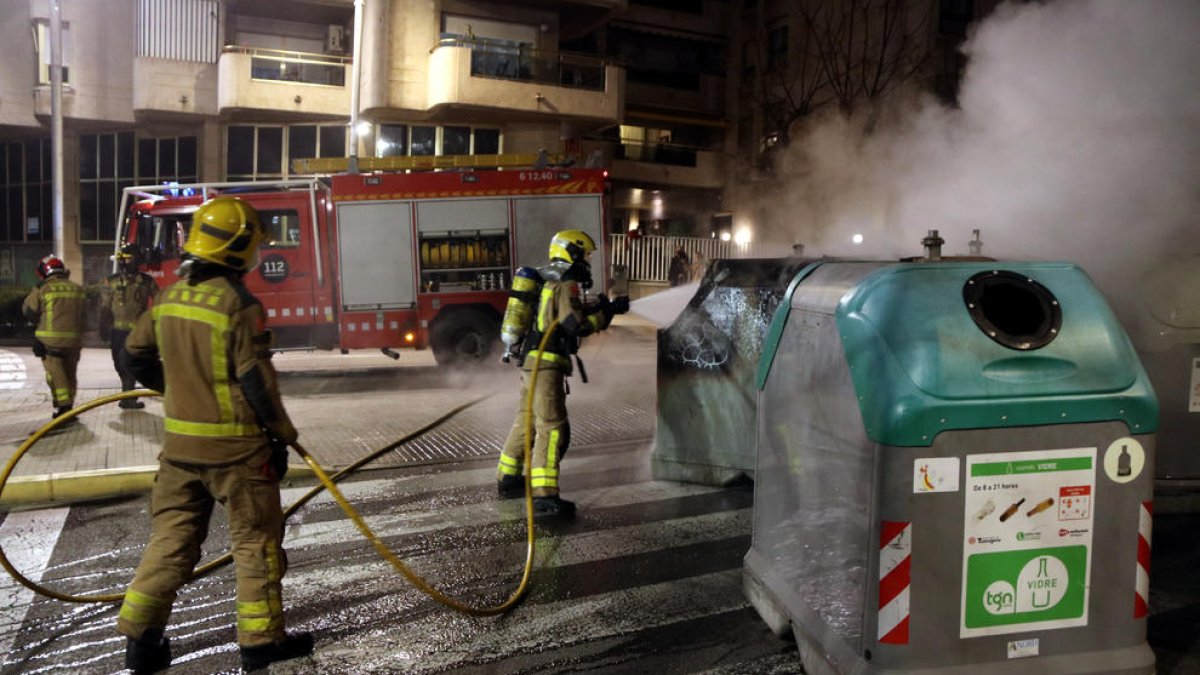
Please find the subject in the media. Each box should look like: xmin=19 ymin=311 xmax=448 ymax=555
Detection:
xmin=114 ymin=167 xmax=609 ymax=365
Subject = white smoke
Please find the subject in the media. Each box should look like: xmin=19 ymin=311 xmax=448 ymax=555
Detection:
xmin=771 ymin=0 xmax=1200 ymax=319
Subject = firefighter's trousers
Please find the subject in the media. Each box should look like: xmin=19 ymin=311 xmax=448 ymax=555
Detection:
xmin=109 ymin=329 xmax=137 ymax=391
xmin=41 ymin=348 xmax=80 ymax=409
xmin=117 ymin=455 xmax=288 ymax=647
xmin=499 ymin=368 xmax=570 ymax=497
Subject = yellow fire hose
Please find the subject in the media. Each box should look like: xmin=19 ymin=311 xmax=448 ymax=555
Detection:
xmin=0 ymin=321 xmax=560 ymax=617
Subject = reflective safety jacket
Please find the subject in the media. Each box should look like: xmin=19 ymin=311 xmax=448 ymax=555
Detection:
xmin=102 ymin=271 xmax=158 ymax=331
xmin=22 ymin=276 xmax=87 ymax=350
xmin=521 ymin=277 xmax=610 ymax=375
xmin=125 ymin=273 xmax=295 ymax=465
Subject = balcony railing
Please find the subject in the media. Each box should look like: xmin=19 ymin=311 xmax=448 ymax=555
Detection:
xmin=617 ymin=141 xmax=699 ymax=167
xmin=433 ymin=35 xmax=608 ymax=91
xmin=223 ymin=46 xmax=350 ymax=87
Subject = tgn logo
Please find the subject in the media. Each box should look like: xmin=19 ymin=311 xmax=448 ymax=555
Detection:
xmin=984 ymin=581 xmax=1017 ymax=615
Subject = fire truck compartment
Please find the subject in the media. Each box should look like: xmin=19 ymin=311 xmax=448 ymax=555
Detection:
xmin=335 ymin=201 xmax=416 ymax=310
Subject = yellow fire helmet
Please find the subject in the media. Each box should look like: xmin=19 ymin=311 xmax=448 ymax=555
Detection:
xmin=548 ymin=229 xmax=596 ymax=265
xmin=184 ymin=196 xmax=265 ymax=271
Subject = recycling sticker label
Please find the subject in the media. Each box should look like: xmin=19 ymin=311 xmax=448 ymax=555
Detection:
xmin=960 ymin=447 xmax=1096 ymax=638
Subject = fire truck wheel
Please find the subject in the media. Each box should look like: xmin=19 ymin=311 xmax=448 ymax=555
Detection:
xmin=430 ymin=309 xmax=501 ymax=367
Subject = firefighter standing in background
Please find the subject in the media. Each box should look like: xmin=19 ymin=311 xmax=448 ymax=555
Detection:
xmin=22 ymin=255 xmax=87 ymax=422
xmin=100 ymin=245 xmax=158 ymax=409
xmin=117 ymin=197 xmax=313 ymax=674
xmin=496 ymin=229 xmax=629 ymax=517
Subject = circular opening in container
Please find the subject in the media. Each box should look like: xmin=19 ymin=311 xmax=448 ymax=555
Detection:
xmin=963 ymin=270 xmax=1061 ymax=350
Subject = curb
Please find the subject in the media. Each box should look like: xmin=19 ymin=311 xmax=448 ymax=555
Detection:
xmin=0 ymin=464 xmax=319 ymax=509
xmin=1 ymin=466 xmax=159 ymax=509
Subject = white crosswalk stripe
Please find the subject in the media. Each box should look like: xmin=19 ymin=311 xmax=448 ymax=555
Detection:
xmin=0 ymin=350 xmax=27 ymax=390
xmin=0 ymin=507 xmax=70 ymax=662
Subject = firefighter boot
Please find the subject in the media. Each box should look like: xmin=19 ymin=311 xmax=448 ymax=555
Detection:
xmin=533 ymin=496 xmax=576 ymax=517
xmin=125 ymin=628 xmax=171 ymax=674
xmin=497 ymin=474 xmax=524 ymax=498
xmin=119 ymin=398 xmax=146 ymax=410
xmin=240 ymin=632 xmax=314 ymax=672
xmin=51 ymin=407 xmax=79 ymax=427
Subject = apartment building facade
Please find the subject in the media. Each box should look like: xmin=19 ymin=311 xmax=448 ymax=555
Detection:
xmin=0 ymin=0 xmax=989 ymax=289
xmin=0 ymin=0 xmax=749 ymax=288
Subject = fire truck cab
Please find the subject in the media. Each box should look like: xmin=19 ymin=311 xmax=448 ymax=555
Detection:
xmin=115 ymin=168 xmax=608 ymax=366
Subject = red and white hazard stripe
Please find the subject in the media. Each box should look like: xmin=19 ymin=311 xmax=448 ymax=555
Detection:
xmin=1134 ymin=501 xmax=1152 ymax=618
xmin=878 ymin=521 xmax=911 ymax=644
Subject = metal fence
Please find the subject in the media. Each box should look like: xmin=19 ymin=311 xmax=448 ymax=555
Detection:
xmin=608 ymin=234 xmax=794 ymax=283
xmin=434 ymin=36 xmax=609 ymax=91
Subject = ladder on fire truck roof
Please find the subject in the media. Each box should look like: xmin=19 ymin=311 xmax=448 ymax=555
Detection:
xmin=290 ymin=152 xmax=568 ymax=175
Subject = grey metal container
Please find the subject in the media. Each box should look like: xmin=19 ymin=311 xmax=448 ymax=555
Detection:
xmin=745 ymin=261 xmax=1157 ymax=675
xmin=652 ymin=257 xmax=811 ymax=485
xmin=1125 ymin=255 xmax=1200 ymax=493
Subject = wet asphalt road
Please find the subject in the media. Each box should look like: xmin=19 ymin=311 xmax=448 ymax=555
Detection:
xmin=0 ymin=324 xmax=1197 ymax=674
xmin=3 ymin=446 xmax=1197 ymax=674
xmin=0 ymin=443 xmax=806 ymax=674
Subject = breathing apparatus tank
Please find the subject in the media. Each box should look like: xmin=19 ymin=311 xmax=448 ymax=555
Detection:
xmin=500 ymin=266 xmax=544 ymax=363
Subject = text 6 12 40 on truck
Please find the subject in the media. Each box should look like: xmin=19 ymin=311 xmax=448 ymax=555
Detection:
xmin=113 ymin=168 xmax=609 ymax=366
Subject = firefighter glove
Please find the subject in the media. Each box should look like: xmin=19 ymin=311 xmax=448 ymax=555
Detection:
xmin=610 ymin=296 xmax=630 ymax=315
xmin=269 ymin=419 xmax=299 ymax=445
xmin=268 ymin=439 xmax=290 ymax=481
xmin=591 ymin=293 xmax=613 ymax=320
xmin=32 ymin=340 xmax=46 ymax=359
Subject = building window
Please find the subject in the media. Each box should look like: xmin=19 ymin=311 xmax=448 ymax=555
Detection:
xmin=377 ymin=125 xmax=501 ymax=158
xmin=136 ymin=136 xmax=199 ymax=185
xmin=376 ymin=125 xmax=408 ymax=157
xmin=607 ymin=28 xmax=722 ymax=91
xmin=617 ymin=125 xmax=696 ymax=167
xmin=79 ymin=132 xmax=136 ymax=242
xmin=442 ymin=126 xmax=471 ymax=155
xmin=33 ymin=20 xmax=71 ymax=85
xmin=228 ymin=123 xmax=346 ymax=180
xmin=474 ymin=128 xmax=500 ymax=154
xmin=410 ymin=126 xmax=436 ymax=156
xmin=0 ymin=139 xmax=52 ymax=243
xmin=742 ymin=40 xmax=756 ymax=81
xmin=767 ymin=22 xmax=788 ymax=70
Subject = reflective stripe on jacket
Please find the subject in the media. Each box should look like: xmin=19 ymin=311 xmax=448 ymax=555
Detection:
xmin=125 ymin=275 xmax=280 ymax=464
xmin=522 ymin=279 xmax=609 ymax=374
xmin=23 ymin=277 xmax=87 ymax=349
xmin=104 ymin=272 xmax=158 ymax=330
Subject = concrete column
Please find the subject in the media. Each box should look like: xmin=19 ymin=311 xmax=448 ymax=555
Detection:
xmin=60 ymin=133 xmax=83 ymax=279
xmin=200 ymin=119 xmax=222 ymax=181
xmin=360 ymin=0 xmax=389 ymax=114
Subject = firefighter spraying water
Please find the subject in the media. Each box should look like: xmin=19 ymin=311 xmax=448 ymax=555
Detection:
xmin=496 ymin=229 xmax=630 ymax=517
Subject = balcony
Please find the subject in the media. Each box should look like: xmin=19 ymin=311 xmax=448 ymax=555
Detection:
xmin=427 ymin=38 xmax=622 ymax=122
xmin=607 ymin=142 xmax=725 ymax=189
xmin=218 ymin=46 xmax=350 ymax=116
xmin=626 ymin=73 xmax=725 ymax=115
xmin=132 ymin=58 xmax=218 ymax=116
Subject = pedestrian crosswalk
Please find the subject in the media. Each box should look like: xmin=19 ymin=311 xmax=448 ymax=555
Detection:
xmin=0 ymin=351 xmax=26 ymax=391
xmin=0 ymin=440 xmax=804 ymax=674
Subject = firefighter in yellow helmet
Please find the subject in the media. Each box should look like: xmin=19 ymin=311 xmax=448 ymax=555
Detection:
xmin=22 ymin=255 xmax=87 ymax=422
xmin=117 ymin=196 xmax=313 ymax=673
xmin=99 ymin=244 xmax=159 ymax=409
xmin=496 ymin=229 xmax=629 ymax=517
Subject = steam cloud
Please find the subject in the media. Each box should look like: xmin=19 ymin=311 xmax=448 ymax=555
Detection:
xmin=772 ymin=0 xmax=1200 ymax=318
